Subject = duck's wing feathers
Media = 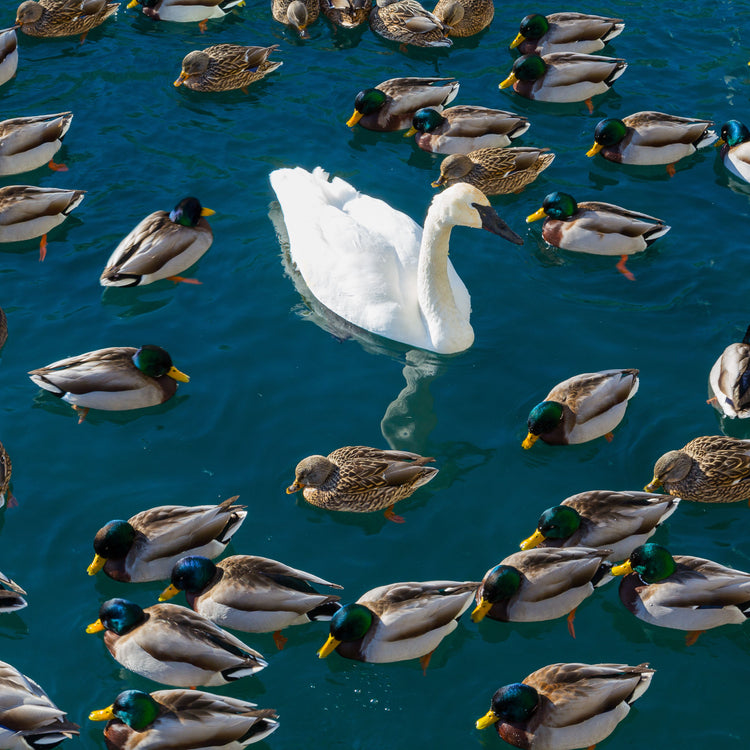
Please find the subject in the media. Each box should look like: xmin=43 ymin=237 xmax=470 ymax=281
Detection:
xmin=624 ymin=111 xmax=716 ymax=146
xmin=328 ymin=446 xmax=435 ymax=492
xmin=712 ymin=343 xmax=750 ymax=413
xmin=541 ymin=53 xmax=626 ymax=86
xmin=442 ymin=106 xmax=529 ymax=138
xmin=0 ymin=113 xmax=73 ymax=155
xmin=0 ymin=570 xmax=26 ymax=596
xmin=378 ymin=77 xmax=459 ymax=116
xmin=547 ymin=12 xmax=624 ymax=44
xmin=204 ymin=44 xmax=277 ymax=74
xmin=548 ymin=369 xmax=639 ymax=424
xmin=0 ymin=186 xmax=84 ymax=225
xmin=576 ymin=202 xmax=667 ymax=234
xmin=684 ymin=438 xmax=750 ymax=485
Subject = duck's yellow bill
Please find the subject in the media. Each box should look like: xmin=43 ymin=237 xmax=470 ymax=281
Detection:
xmin=430 ymin=177 xmax=446 ymax=188
xmin=611 ymin=560 xmax=633 ymax=576
xmin=201 ymin=207 xmax=216 ymax=216
xmin=404 ymin=126 xmax=418 ymax=137
xmin=346 ymin=110 xmax=363 ymax=127
xmin=286 ymin=479 xmax=303 ymax=494
xmin=89 ymin=706 xmax=115 ymax=722
xmin=499 ymin=72 xmax=517 ymax=90
xmin=586 ymin=142 xmax=603 ymax=157
xmin=526 ymin=207 xmax=547 ymax=223
xmin=644 ymin=478 xmax=661 ymax=492
xmin=86 ymin=619 xmax=105 ymax=634
xmin=87 ymin=554 xmax=106 ymax=576
xmin=520 ymin=529 xmax=545 ymax=550
xmin=126 ymin=0 xmax=138 ymax=7
xmin=476 ymin=709 xmax=499 ymax=730
xmin=174 ymin=72 xmax=187 ymax=88
xmin=317 ymin=634 xmax=341 ymax=658
xmin=521 ymin=432 xmax=538 ymax=450
xmin=167 ymin=366 xmax=190 ymax=383
xmin=158 ymin=583 xmax=181 ymax=602
xmin=509 ymin=33 xmax=525 ymax=49
xmin=470 ymin=599 xmax=493 ymax=623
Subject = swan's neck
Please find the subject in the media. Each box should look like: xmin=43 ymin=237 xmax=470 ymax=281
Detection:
xmin=417 ymin=212 xmax=473 ymax=354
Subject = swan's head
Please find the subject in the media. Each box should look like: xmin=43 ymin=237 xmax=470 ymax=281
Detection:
xmin=429 ymin=184 xmax=523 ymax=244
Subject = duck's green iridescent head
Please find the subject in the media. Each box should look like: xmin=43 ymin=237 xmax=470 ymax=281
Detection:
xmin=347 ymin=88 xmax=387 ymax=126
xmin=88 ymin=598 xmax=147 ymax=636
xmin=526 ymin=192 xmax=578 ymax=223
xmin=89 ymin=690 xmax=159 ymax=731
xmin=317 ymin=602 xmax=373 ymax=657
xmin=532 ymin=504 xmax=582 ymax=544
xmin=411 ymin=108 xmax=447 ymax=134
xmin=510 ymin=14 xmax=549 ymax=47
xmin=168 ymin=555 xmax=217 ymax=595
xmin=88 ymin=520 xmax=136 ymax=575
xmin=476 ymin=683 xmax=540 ymax=729
xmin=720 ymin=120 xmax=750 ymax=147
xmin=587 ymin=118 xmax=628 ymax=156
xmin=522 ymin=401 xmax=563 ymax=448
xmin=169 ymin=197 xmax=214 ymax=227
xmin=132 ymin=345 xmax=190 ymax=382
xmin=612 ymin=543 xmax=676 ymax=582
xmin=471 ymin=564 xmax=521 ymax=622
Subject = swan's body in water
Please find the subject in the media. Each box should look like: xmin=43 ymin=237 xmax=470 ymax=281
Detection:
xmin=269 ymin=167 xmax=522 ymax=354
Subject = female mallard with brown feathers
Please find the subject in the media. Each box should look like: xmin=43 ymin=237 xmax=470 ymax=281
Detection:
xmin=708 ymin=324 xmax=750 ymax=418
xmin=89 ymin=689 xmax=278 ymax=750
xmin=272 ymin=0 xmax=319 ymax=36
xmin=369 ymin=0 xmax=451 ymax=47
xmin=471 ymin=547 xmax=611 ymax=638
xmin=0 ymin=112 xmax=72 ymax=176
xmin=317 ymin=579 xmax=478 ymax=667
xmin=100 ymin=196 xmax=214 ymax=287
xmin=523 ymin=368 xmax=639 ymax=449
xmin=286 ymin=445 xmax=438 ymax=522
xmin=320 ymin=0 xmax=371 ymax=28
xmin=520 ymin=490 xmax=679 ymax=562
xmin=0 ymin=27 xmax=18 ymax=88
xmin=612 ymin=543 xmax=750 ymax=644
xmin=431 ymin=0 xmax=492 ymax=37
xmin=432 ymin=146 xmax=555 ymax=196
xmin=87 ymin=497 xmax=246 ymax=582
xmin=0 ymin=570 xmax=26 ymax=612
xmin=15 ymin=0 xmax=119 ymax=39
xmin=645 ymin=435 xmax=750 ymax=503
xmin=127 ymin=0 xmax=245 ymax=32
xmin=174 ymin=45 xmax=282 ymax=92
xmin=509 ymin=12 xmax=624 ymax=55
xmin=475 ymin=662 xmax=654 ymax=749
xmin=28 ymin=345 xmax=189 ymax=422
xmin=86 ymin=598 xmax=268 ymax=687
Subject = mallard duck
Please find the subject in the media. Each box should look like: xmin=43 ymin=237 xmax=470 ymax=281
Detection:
xmin=432 ymin=146 xmax=555 ymax=196
xmin=0 ymin=439 xmax=11 ymax=509
xmin=270 ymin=167 xmax=522 ymax=354
xmin=126 ymin=0 xmax=245 ymax=32
xmin=317 ymin=579 xmax=478 ymax=667
xmin=520 ymin=490 xmax=680 ymax=562
xmin=369 ymin=0 xmax=451 ymax=47
xmin=526 ymin=191 xmax=671 ymax=280
xmin=0 ymin=27 xmax=18 ymax=88
xmin=159 ymin=554 xmax=342 ymax=648
xmin=100 ymin=197 xmax=214 ymax=287
xmin=29 ymin=345 xmax=189 ymax=422
xmin=471 ymin=547 xmax=611 ymax=637
xmin=286 ymin=445 xmax=439 ymax=522
xmin=0 ymin=660 xmax=79 ymax=749
xmin=475 ymin=662 xmax=654 ymax=748
xmin=612 ymin=543 xmax=750 ymax=644
xmin=347 ymin=76 xmax=459 ymax=131
xmin=586 ymin=111 xmax=717 ymax=174
xmin=0 ymin=185 xmax=84 ymax=261
xmin=523 ymin=368 xmax=639 ymax=449
xmin=0 ymin=112 xmax=73 ymax=176
xmin=709 ymin=324 xmax=750 ymax=418
xmin=89 ymin=689 xmax=278 ymax=750
xmin=0 ymin=569 xmax=26 ymax=612
xmin=271 ymin=0 xmax=319 ymax=37
xmin=431 ymin=0 xmax=492 ymax=37
xmin=86 ymin=599 xmax=268 ymax=687
xmin=174 ymin=45 xmax=282 ymax=93
xmin=645 ymin=435 xmax=750 ymax=503
xmin=406 ymin=106 xmax=530 ymax=154
xmin=15 ymin=0 xmax=120 ymax=39
xmin=717 ymin=120 xmax=750 ymax=184
xmin=509 ymin=12 xmax=624 ymax=55
xmin=320 ymin=0 xmax=370 ymax=28
xmin=87 ymin=497 xmax=247 ymax=582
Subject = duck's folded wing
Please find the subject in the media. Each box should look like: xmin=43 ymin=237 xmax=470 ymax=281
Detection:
xmin=29 ymin=348 xmax=138 ymax=394
xmin=553 ymin=369 xmax=639 ymax=424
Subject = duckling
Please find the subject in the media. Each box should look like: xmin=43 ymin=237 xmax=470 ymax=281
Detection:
xmin=0 ymin=660 xmax=79 ymax=749
xmin=317 ymin=579 xmax=478 ymax=668
xmin=347 ymin=76 xmax=459 ymax=131
xmin=100 ymin=197 xmax=214 ymax=287
xmin=174 ymin=45 xmax=282 ymax=93
xmin=369 ymin=0 xmax=451 ymax=47
xmin=499 ymin=52 xmax=626 ymax=112
xmin=586 ymin=111 xmax=717 ymax=175
xmin=645 ymin=435 xmax=750 ymax=503
xmin=509 ymin=12 xmax=624 ymax=55
xmin=320 ymin=0 xmax=370 ymax=27
xmin=29 ymin=345 xmax=189 ymax=422
xmin=475 ymin=662 xmax=654 ymax=749
xmin=127 ymin=0 xmax=245 ymax=32
xmin=523 ymin=368 xmax=639 ymax=449
xmin=0 ymin=185 xmax=84 ymax=261
xmin=286 ymin=445 xmax=438 ymax=522
xmin=0 ymin=27 xmax=18 ymax=88
xmin=0 ymin=569 xmax=26 ymax=613
xmin=406 ymin=106 xmax=530 ymax=154
xmin=87 ymin=497 xmax=247 ymax=582
xmin=15 ymin=0 xmax=119 ymax=40
xmin=89 ymin=689 xmax=278 ymax=750
xmin=160 ymin=554 xmax=342 ymax=649
xmin=0 ymin=439 xmax=12 ymax=509
xmin=272 ymin=0 xmax=319 ymax=37
xmin=86 ymin=599 xmax=268 ymax=687
xmin=0 ymin=112 xmax=72 ymax=176
xmin=432 ymin=146 xmax=555 ymax=196
xmin=471 ymin=547 xmax=611 ymax=638
xmin=612 ymin=543 xmax=750 ymax=645
xmin=717 ymin=120 xmax=750 ymax=184
xmin=709 ymin=324 xmax=750 ymax=418
xmin=520 ymin=490 xmax=680 ymax=561
xmin=525 ymin=191 xmax=671 ymax=280
xmin=431 ymin=0 xmax=493 ymax=37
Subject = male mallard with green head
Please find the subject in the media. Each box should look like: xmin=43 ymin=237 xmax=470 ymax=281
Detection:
xmin=127 ymin=0 xmax=245 ymax=32
xmin=509 ymin=12 xmax=624 ymax=55
xmin=716 ymin=120 xmax=750 ymax=184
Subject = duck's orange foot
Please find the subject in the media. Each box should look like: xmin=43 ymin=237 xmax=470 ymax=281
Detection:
xmin=384 ymin=506 xmax=405 ymax=524
xmin=79 ymin=32 xmax=88 ymax=44
xmin=585 ymin=98 xmax=594 ymax=114
xmin=167 ymin=276 xmax=202 ymax=285
xmin=241 ymin=87 xmax=249 ymax=95
xmin=616 ymin=255 xmax=635 ymax=281
xmin=566 ymin=608 xmax=577 ymax=639
xmin=273 ymin=630 xmax=288 ymax=650
xmin=72 ymin=405 xmax=89 ymax=424
xmin=666 ymin=163 xmax=676 ymax=177
xmin=419 ymin=649 xmax=435 ymax=675
xmin=39 ymin=235 xmax=48 ymax=262
xmin=685 ymin=630 xmax=704 ymax=646
xmin=706 ymin=396 xmax=718 ymax=405
xmin=198 ymin=19 xmax=207 ymax=32
xmin=604 ymin=432 xmax=614 ymax=442
xmin=48 ymin=160 xmax=68 ymax=172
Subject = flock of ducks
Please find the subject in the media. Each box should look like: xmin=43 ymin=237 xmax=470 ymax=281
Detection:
xmin=2 ymin=3 xmax=750 ymax=750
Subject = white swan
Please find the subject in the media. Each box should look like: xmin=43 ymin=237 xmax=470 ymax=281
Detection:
xmin=269 ymin=167 xmax=522 ymax=354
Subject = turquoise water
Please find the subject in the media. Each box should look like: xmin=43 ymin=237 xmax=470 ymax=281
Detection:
xmin=2 ymin=0 xmax=750 ymax=748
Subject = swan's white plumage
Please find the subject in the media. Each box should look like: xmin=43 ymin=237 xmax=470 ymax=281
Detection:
xmin=270 ymin=166 xmax=474 ymax=353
